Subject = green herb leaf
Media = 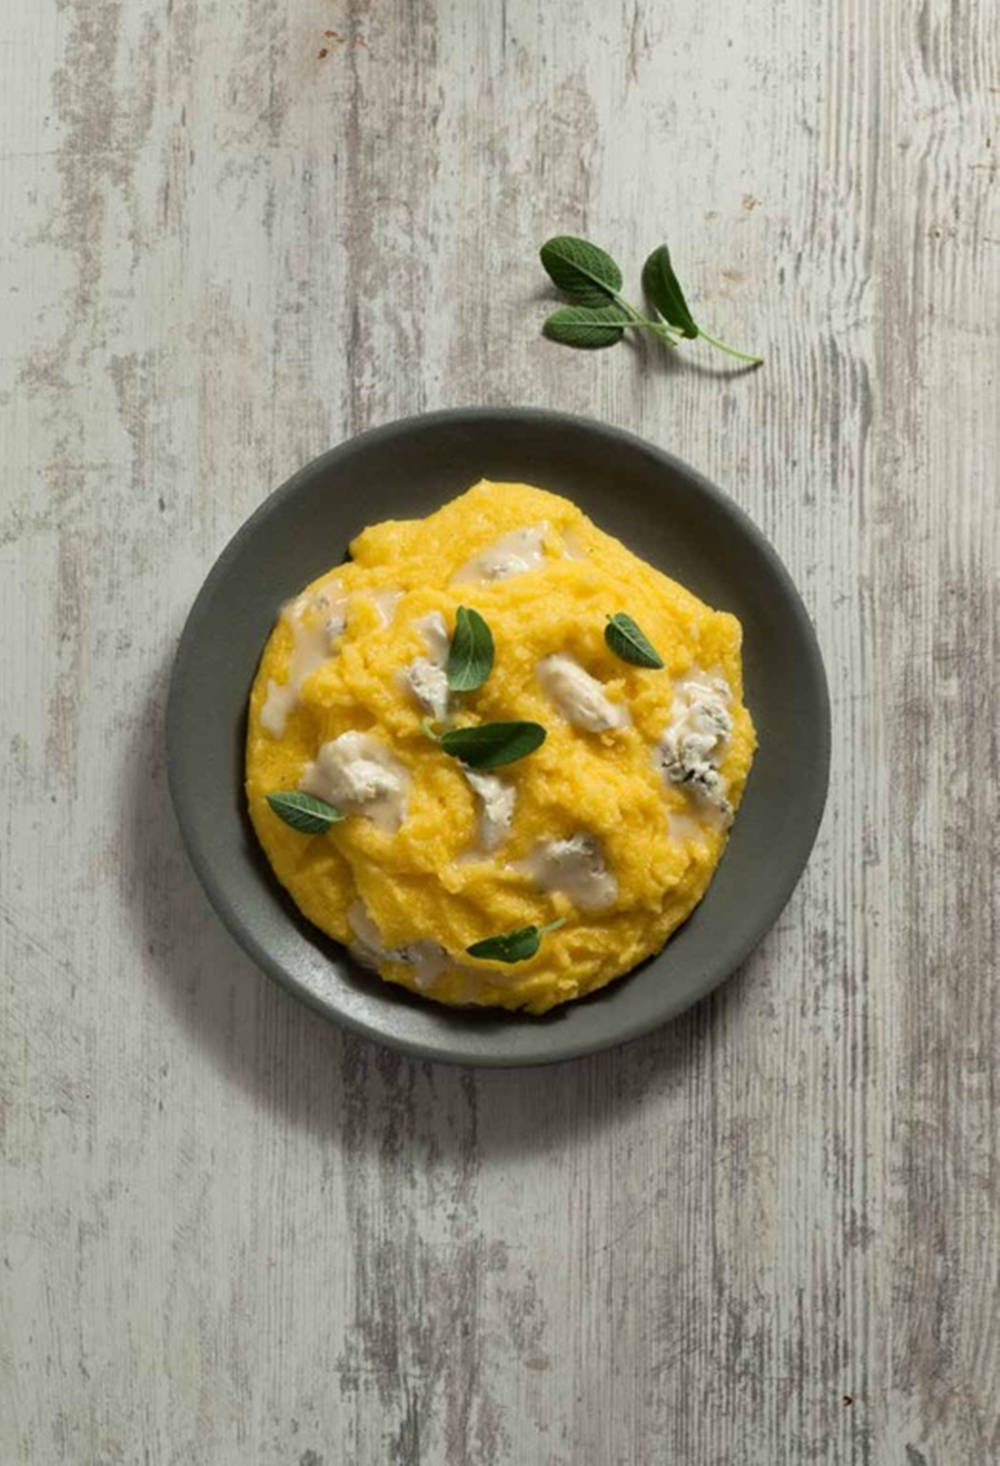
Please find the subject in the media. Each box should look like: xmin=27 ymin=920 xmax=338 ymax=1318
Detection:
xmin=605 ymin=612 xmax=665 ymax=669
xmin=266 ymin=790 xmax=344 ymax=834
xmin=641 ymin=244 xmax=699 ymax=339
xmin=440 ymin=720 xmax=546 ymax=769
xmin=539 ymin=235 xmax=623 ymax=306
xmin=466 ymin=917 xmax=566 ymax=964
xmin=642 ymin=243 xmax=762 ymax=364
xmin=467 ymin=925 xmax=542 ymax=963
xmin=543 ymin=304 xmax=631 ymax=349
xmin=447 ymin=606 xmax=495 ymax=691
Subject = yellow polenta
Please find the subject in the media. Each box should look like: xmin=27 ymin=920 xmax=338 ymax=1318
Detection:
xmin=245 ymin=481 xmax=755 ymax=1013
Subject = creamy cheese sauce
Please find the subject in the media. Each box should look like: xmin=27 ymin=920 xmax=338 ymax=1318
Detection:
xmin=537 ymin=653 xmax=629 ymax=733
xmin=518 ymin=833 xmax=618 ymax=911
xmin=348 ymin=901 xmax=449 ymax=990
xmin=316 ymin=583 xmax=350 ymax=646
xmin=370 ymin=588 xmax=404 ymax=627
xmin=452 ymin=523 xmax=549 ymax=584
xmin=260 ymin=584 xmax=346 ymax=738
xmin=299 ymin=730 xmax=409 ymax=830
xmin=464 ymin=770 xmax=516 ymax=852
xmin=559 ymin=528 xmax=590 ymax=561
xmin=401 ymin=610 xmax=451 ymax=721
xmin=667 ymin=809 xmax=707 ymax=843
xmin=415 ymin=611 xmax=449 ymax=659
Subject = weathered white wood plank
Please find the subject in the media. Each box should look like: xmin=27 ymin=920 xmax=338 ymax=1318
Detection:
xmin=0 ymin=0 xmax=997 ymax=1462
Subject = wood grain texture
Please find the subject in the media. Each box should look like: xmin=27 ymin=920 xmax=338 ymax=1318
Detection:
xmin=1 ymin=1 xmax=997 ymax=1462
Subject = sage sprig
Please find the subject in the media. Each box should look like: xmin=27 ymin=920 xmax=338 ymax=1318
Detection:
xmin=466 ymin=917 xmax=566 ymax=964
xmin=447 ymin=607 xmax=494 ymax=692
xmin=605 ymin=613 xmax=664 ymax=669
xmin=266 ymin=790 xmax=344 ymax=833
xmin=539 ymin=235 xmax=762 ymax=366
xmin=439 ymin=720 xmax=546 ymax=770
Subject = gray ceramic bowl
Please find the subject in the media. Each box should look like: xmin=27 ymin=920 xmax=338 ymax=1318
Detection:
xmin=167 ymin=408 xmax=829 ymax=1067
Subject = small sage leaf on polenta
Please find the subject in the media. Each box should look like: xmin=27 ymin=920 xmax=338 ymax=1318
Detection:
xmin=543 ymin=303 xmax=632 ymax=349
xmin=266 ymin=790 xmax=344 ymax=834
xmin=440 ymin=720 xmax=546 ymax=770
xmin=466 ymin=918 xmax=566 ymax=964
xmin=447 ymin=607 xmax=495 ymax=692
xmin=604 ymin=612 xmax=665 ymax=669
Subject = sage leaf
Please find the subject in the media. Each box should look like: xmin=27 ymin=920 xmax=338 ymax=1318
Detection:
xmin=266 ymin=790 xmax=344 ymax=834
xmin=543 ymin=304 xmax=630 ymax=350
xmin=539 ymin=235 xmax=623 ymax=306
xmin=440 ymin=720 xmax=546 ymax=770
xmin=605 ymin=612 xmax=665 ymax=669
xmin=447 ymin=606 xmax=495 ymax=692
xmin=641 ymin=244 xmax=699 ymax=339
xmin=467 ymin=925 xmax=542 ymax=963
xmin=466 ymin=917 xmax=566 ymax=964
xmin=642 ymin=243 xmax=762 ymax=364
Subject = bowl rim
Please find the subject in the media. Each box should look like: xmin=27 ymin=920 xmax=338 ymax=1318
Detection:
xmin=167 ymin=406 xmax=831 ymax=1067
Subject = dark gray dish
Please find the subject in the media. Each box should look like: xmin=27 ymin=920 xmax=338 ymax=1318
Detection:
xmin=167 ymin=408 xmax=830 ymax=1067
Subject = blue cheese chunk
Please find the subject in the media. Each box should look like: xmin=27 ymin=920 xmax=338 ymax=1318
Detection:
xmin=537 ymin=653 xmax=629 ymax=733
xmin=464 ymin=770 xmax=516 ymax=852
xmin=347 ymin=901 xmax=450 ymax=990
xmin=518 ymin=833 xmax=618 ymax=911
xmin=401 ymin=611 xmax=451 ymax=721
xmin=299 ymin=731 xmax=409 ymax=831
xmin=657 ymin=676 xmax=734 ymax=822
xmin=452 ymin=523 xmax=549 ymax=584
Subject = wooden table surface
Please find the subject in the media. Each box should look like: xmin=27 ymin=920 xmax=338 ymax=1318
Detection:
xmin=2 ymin=2 xmax=997 ymax=1463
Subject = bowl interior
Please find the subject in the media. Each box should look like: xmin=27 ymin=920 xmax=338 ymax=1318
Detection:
xmin=167 ymin=409 xmax=830 ymax=1066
